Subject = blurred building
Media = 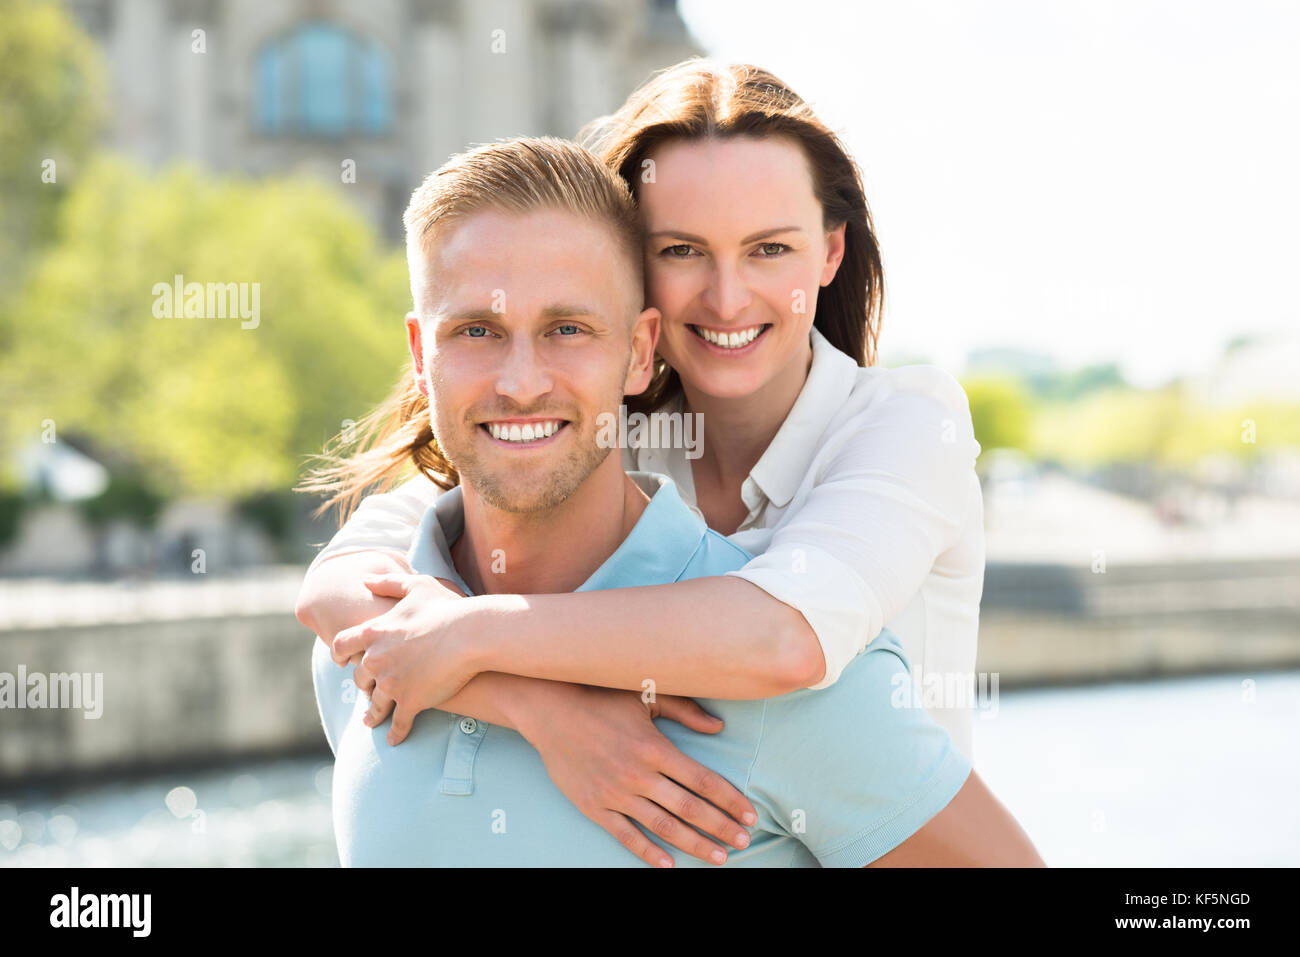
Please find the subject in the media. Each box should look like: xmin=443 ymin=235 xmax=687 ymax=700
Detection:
xmin=63 ymin=0 xmax=700 ymax=238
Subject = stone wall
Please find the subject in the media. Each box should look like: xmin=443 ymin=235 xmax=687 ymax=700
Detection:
xmin=2 ymin=559 xmax=1297 ymax=785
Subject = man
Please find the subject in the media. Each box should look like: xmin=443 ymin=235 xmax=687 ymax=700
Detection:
xmin=311 ymin=137 xmax=1043 ymax=867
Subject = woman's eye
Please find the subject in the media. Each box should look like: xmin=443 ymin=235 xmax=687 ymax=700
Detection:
xmin=756 ymin=242 xmax=789 ymax=256
xmin=662 ymin=244 xmax=695 ymax=258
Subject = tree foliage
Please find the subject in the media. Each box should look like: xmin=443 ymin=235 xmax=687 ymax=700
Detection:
xmin=3 ymin=157 xmax=412 ymax=498
xmin=0 ymin=0 xmax=104 ymax=283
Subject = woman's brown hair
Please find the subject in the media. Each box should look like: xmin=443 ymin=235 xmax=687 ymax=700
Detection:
xmin=581 ymin=58 xmax=886 ymax=415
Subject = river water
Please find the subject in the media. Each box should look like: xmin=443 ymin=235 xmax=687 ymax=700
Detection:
xmin=2 ymin=669 xmax=1297 ymax=867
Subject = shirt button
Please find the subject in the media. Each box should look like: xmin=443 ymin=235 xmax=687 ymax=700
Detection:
xmin=458 ymin=717 xmax=478 ymax=735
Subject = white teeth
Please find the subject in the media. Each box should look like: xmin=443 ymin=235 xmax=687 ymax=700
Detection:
xmin=696 ymin=325 xmax=763 ymax=348
xmin=486 ymin=420 xmax=563 ymax=443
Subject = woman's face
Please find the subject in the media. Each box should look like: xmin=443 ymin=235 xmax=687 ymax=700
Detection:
xmin=637 ymin=135 xmax=846 ymax=403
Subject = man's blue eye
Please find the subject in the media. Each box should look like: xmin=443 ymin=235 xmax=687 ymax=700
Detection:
xmin=556 ymin=324 xmax=580 ymax=335
xmin=466 ymin=326 xmax=488 ymax=338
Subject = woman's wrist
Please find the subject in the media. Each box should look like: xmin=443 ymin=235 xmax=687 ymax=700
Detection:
xmin=504 ymin=677 xmax=583 ymax=746
xmin=453 ymin=592 xmax=529 ymax=677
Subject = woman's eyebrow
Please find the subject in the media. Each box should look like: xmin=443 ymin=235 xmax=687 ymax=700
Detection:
xmin=646 ymin=226 xmax=804 ymax=245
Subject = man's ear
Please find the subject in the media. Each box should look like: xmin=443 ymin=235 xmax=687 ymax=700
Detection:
xmin=820 ymin=221 xmax=848 ymax=287
xmin=405 ymin=312 xmax=429 ymax=396
xmin=624 ymin=306 xmax=661 ymax=396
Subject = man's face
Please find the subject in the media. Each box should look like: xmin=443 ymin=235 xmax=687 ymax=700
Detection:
xmin=406 ymin=207 xmax=658 ymax=513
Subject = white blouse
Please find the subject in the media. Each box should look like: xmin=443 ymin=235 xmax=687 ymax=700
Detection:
xmin=307 ymin=327 xmax=985 ymax=758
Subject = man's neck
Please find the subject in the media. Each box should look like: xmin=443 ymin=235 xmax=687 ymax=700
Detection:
xmin=450 ymin=458 xmax=651 ymax=596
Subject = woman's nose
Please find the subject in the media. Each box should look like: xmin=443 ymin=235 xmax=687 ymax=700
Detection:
xmin=700 ymin=261 xmax=753 ymax=322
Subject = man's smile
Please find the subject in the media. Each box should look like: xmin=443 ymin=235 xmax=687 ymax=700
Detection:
xmin=479 ymin=418 xmax=569 ymax=446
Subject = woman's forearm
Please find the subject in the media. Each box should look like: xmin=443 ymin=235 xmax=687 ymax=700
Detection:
xmin=296 ymin=551 xmax=413 ymax=644
xmin=301 ymin=554 xmax=576 ymax=736
xmin=431 ymin=671 xmax=576 ymax=738
xmin=461 ymin=576 xmax=827 ymax=699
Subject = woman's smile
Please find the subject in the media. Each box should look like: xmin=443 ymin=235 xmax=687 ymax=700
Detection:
xmin=687 ymin=322 xmax=773 ymax=356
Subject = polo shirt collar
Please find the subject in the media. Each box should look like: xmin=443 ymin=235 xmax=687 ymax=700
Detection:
xmin=748 ymin=326 xmax=858 ymax=508
xmin=408 ymin=472 xmax=708 ymax=595
xmin=409 ymin=485 xmax=473 ymax=595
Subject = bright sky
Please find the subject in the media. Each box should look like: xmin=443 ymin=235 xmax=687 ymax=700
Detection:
xmin=678 ymin=0 xmax=1299 ymax=386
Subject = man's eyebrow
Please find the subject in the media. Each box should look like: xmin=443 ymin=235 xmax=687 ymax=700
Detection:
xmin=541 ymin=303 xmax=604 ymax=319
xmin=646 ymin=226 xmax=805 ymax=246
xmin=439 ymin=303 xmax=605 ymax=323
xmin=442 ymin=307 xmax=499 ymax=323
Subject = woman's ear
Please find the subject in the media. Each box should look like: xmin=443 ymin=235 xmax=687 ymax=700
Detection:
xmin=820 ymin=222 xmax=848 ymax=287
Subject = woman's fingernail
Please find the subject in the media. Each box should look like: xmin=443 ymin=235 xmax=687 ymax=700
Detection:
xmin=743 ymin=812 xmax=757 ymax=825
xmin=734 ymin=831 xmax=750 ymax=848
xmin=710 ymin=849 xmax=726 ymax=864
xmin=659 ymin=856 xmax=673 ymax=868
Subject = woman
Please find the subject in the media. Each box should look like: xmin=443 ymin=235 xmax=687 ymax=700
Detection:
xmin=297 ymin=59 xmax=984 ymax=868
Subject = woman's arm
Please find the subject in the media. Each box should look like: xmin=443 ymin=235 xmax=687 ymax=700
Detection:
xmin=302 ymin=488 xmax=827 ymax=700
xmin=343 ymin=572 xmax=826 ymax=704
xmin=296 ymin=550 xmax=412 ymax=648
xmin=295 ymin=474 xmax=440 ymax=644
xmin=722 ymin=366 xmax=983 ymax=689
xmin=463 ymin=577 xmax=826 ymax=697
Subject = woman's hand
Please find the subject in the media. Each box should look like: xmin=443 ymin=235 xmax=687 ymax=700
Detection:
xmin=333 ymin=572 xmax=472 ymax=744
xmin=517 ymin=684 xmax=757 ymax=868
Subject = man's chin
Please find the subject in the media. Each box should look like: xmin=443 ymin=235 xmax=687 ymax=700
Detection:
xmin=457 ymin=466 xmax=576 ymax=513
xmin=475 ymin=482 xmax=575 ymax=514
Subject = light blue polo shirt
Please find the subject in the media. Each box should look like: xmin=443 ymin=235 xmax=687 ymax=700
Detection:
xmin=311 ymin=472 xmax=970 ymax=867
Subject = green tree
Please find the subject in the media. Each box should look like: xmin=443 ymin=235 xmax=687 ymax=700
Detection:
xmin=3 ymin=156 xmax=412 ymax=500
xmin=0 ymin=0 xmax=104 ymax=283
xmin=961 ymin=377 xmax=1032 ymax=457
xmin=1028 ymin=386 xmax=1300 ymax=467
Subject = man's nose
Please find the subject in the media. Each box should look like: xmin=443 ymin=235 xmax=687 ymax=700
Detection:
xmin=494 ymin=336 xmax=554 ymax=406
xmin=700 ymin=260 xmax=753 ymax=322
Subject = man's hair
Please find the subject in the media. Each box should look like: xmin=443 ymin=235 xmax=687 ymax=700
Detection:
xmin=404 ymin=136 xmax=642 ymax=314
xmin=299 ymin=136 xmax=643 ymax=521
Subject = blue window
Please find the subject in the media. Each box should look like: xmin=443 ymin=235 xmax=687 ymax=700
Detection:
xmin=256 ymin=22 xmax=392 ymax=136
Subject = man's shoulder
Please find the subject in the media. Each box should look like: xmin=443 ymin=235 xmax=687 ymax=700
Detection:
xmin=625 ymin=470 xmax=753 ymax=582
xmin=681 ymin=527 xmax=753 ymax=579
xmin=750 ymin=627 xmax=959 ymax=794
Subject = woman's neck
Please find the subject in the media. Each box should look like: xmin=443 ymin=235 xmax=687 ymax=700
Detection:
xmin=683 ymin=335 xmax=814 ymax=490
